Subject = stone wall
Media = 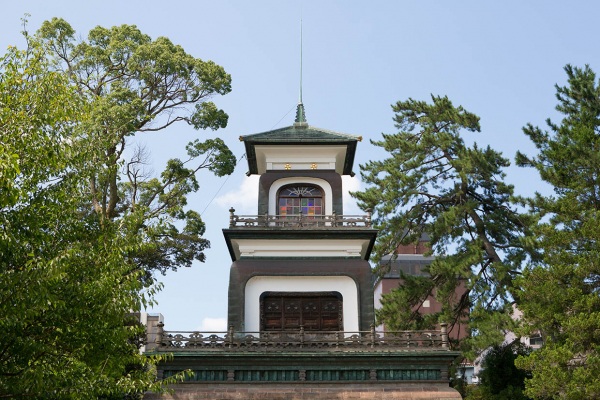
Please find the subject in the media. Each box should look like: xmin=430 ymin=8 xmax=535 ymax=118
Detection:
xmin=144 ymin=382 xmax=462 ymax=400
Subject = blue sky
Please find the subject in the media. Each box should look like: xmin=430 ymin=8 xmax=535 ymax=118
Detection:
xmin=2 ymin=1 xmax=600 ymax=331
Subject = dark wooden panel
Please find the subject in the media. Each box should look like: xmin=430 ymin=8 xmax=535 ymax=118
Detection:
xmin=260 ymin=292 xmax=343 ymax=331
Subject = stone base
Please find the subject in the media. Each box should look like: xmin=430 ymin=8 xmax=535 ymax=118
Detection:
xmin=144 ymin=382 xmax=462 ymax=400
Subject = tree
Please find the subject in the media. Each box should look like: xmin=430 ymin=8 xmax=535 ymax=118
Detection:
xmin=1 ymin=17 xmax=235 ymax=397
xmin=36 ymin=18 xmax=236 ymax=281
xmin=465 ymin=342 xmax=531 ymax=400
xmin=352 ymin=96 xmax=530 ymax=355
xmin=0 ymin=36 xmax=179 ymax=398
xmin=515 ymin=65 xmax=600 ymax=399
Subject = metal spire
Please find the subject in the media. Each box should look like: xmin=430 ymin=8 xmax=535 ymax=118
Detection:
xmin=300 ymin=13 xmax=303 ymax=105
xmin=294 ymin=14 xmax=307 ymax=127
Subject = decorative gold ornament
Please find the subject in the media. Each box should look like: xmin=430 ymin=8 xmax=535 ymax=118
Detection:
xmin=310 ymin=163 xmax=318 ymax=170
xmin=284 ymin=163 xmax=292 ymax=170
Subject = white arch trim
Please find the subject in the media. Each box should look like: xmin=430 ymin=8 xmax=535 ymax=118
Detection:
xmin=244 ymin=276 xmax=359 ymax=332
xmin=268 ymin=177 xmax=333 ymax=216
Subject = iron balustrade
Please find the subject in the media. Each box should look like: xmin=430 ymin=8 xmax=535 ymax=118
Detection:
xmin=228 ymin=208 xmax=373 ymax=229
xmin=152 ymin=324 xmax=450 ymax=352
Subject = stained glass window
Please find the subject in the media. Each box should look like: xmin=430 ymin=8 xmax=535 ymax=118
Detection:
xmin=278 ymin=185 xmax=324 ymax=216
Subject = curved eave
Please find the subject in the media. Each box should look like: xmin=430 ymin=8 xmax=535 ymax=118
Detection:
xmin=244 ymin=141 xmax=357 ymax=175
xmin=241 ymin=125 xmax=360 ymax=175
xmin=222 ymin=228 xmax=377 ymax=262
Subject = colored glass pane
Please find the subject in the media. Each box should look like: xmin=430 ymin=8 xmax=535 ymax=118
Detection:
xmin=277 ymin=185 xmax=324 ymax=216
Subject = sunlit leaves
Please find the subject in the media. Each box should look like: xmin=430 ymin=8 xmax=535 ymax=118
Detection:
xmin=186 ymin=138 xmax=236 ymax=177
xmin=0 ymin=37 xmax=173 ymax=398
xmin=0 ymin=19 xmax=232 ymax=396
xmin=191 ymin=101 xmax=229 ymax=130
xmin=35 ymin=18 xmax=236 ymax=278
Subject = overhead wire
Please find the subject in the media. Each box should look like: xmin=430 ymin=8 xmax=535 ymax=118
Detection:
xmin=270 ymin=105 xmax=295 ymax=130
xmin=200 ymin=153 xmax=246 ymax=216
xmin=199 ymin=105 xmax=294 ymax=217
xmin=200 ymin=3 xmax=303 ymax=217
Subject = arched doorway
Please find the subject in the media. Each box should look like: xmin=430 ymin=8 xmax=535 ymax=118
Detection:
xmin=260 ymin=292 xmax=343 ymax=331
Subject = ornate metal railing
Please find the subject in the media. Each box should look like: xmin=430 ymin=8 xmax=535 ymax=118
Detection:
xmin=151 ymin=324 xmax=450 ymax=352
xmin=228 ymin=208 xmax=372 ymax=228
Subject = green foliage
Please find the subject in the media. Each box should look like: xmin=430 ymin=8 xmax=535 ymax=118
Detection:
xmin=465 ymin=342 xmax=531 ymax=400
xmin=0 ymin=37 xmax=183 ymax=398
xmin=466 ymin=383 xmax=530 ymax=400
xmin=515 ymin=65 xmax=600 ymax=399
xmin=0 ymin=17 xmax=233 ymax=396
xmin=35 ymin=18 xmax=236 ymax=278
xmin=352 ymin=96 xmax=531 ymax=356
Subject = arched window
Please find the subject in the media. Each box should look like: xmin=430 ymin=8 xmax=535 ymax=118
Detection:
xmin=278 ymin=185 xmax=324 ymax=217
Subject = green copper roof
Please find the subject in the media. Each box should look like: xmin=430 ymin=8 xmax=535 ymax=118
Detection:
xmin=241 ymin=124 xmax=361 ymax=143
xmin=241 ymin=123 xmax=361 ymax=175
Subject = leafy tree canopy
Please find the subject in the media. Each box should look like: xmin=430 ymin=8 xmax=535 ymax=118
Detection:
xmin=36 ymin=18 xmax=237 ymax=280
xmin=0 ymin=17 xmax=234 ymax=397
xmin=0 ymin=36 xmax=171 ymax=399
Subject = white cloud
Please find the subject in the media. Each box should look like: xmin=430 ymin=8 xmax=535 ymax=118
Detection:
xmin=214 ymin=174 xmax=365 ymax=216
xmin=196 ymin=317 xmax=228 ymax=332
xmin=342 ymin=175 xmax=363 ymax=215
xmin=214 ymin=175 xmax=260 ymax=215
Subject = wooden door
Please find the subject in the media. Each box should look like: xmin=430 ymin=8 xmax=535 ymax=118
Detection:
xmin=260 ymin=292 xmax=343 ymax=331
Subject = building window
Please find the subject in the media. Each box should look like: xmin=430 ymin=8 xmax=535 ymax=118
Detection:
xmin=529 ymin=336 xmax=543 ymax=347
xmin=278 ymin=185 xmax=324 ymax=217
xmin=260 ymin=292 xmax=343 ymax=331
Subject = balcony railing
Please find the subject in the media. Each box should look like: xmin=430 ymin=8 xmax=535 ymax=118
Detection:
xmin=149 ymin=324 xmax=450 ymax=352
xmin=228 ymin=208 xmax=372 ymax=229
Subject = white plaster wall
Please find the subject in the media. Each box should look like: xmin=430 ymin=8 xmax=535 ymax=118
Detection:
xmin=373 ymin=281 xmax=383 ymax=309
xmin=268 ymin=177 xmax=333 ymax=216
xmin=255 ymin=145 xmax=346 ymax=174
xmin=373 ymin=281 xmax=384 ymax=331
xmin=244 ymin=276 xmax=359 ymax=332
xmin=237 ymin=239 xmax=365 ymax=258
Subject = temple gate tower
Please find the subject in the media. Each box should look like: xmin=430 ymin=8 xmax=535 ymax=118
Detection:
xmin=145 ymin=103 xmax=462 ymax=400
xmin=143 ymin=18 xmax=461 ymax=398
xmin=224 ymin=102 xmax=377 ymax=333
